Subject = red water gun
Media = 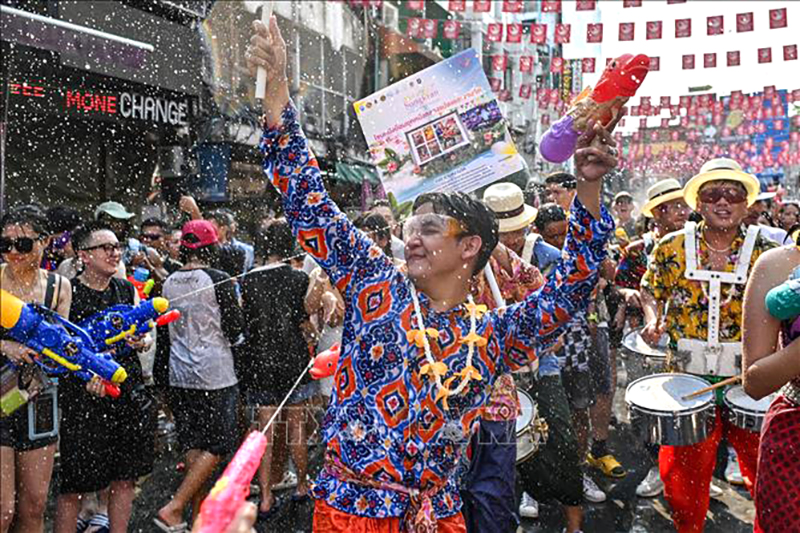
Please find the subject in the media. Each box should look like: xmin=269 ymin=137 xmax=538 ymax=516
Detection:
xmin=310 ymin=343 xmax=340 ymax=379
xmin=128 ymin=267 xmax=155 ymax=300
xmin=540 ymin=53 xmax=650 ymax=163
xmin=196 ymin=430 xmax=267 ymax=533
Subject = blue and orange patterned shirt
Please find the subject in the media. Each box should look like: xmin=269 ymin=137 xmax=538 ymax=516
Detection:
xmin=260 ymin=103 xmax=613 ymax=520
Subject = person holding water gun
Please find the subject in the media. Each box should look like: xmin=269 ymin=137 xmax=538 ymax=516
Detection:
xmin=54 ymin=221 xmax=156 ymax=533
xmin=1 ymin=205 xmax=72 ymax=533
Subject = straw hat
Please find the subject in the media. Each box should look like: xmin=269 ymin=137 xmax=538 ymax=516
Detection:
xmin=641 ymin=179 xmax=684 ymax=218
xmin=483 ymin=182 xmax=538 ymax=233
xmin=683 ymin=158 xmax=760 ymax=210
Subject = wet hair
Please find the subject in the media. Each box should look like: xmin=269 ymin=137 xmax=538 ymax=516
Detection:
xmin=780 ymin=201 xmax=800 ymax=214
xmin=253 ymin=218 xmax=295 ymax=260
xmin=141 ymin=217 xmax=167 ymax=231
xmin=1 ymin=205 xmax=49 ymax=236
xmin=544 ymin=172 xmax=577 ymax=190
xmin=533 ymin=203 xmax=567 ymax=232
xmin=179 ymin=243 xmax=218 ymax=265
xmin=45 ymin=206 xmax=82 ymax=235
xmin=412 ymin=192 xmax=498 ymax=275
xmin=72 ymin=221 xmax=115 ymax=251
xmin=355 ymin=212 xmax=393 ymax=258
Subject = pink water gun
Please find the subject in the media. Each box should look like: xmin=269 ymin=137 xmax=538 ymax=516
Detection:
xmin=310 ymin=344 xmax=340 ymax=379
xmin=540 ymin=54 xmax=650 ymax=163
xmin=196 ymin=430 xmax=267 ymax=533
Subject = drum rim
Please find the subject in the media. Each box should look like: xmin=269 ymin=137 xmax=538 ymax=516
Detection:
xmin=622 ymin=327 xmax=668 ymax=358
xmin=722 ymin=384 xmax=776 ymax=414
xmin=625 ymin=372 xmax=715 ymax=413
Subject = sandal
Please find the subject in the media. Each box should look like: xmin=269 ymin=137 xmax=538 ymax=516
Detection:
xmin=587 ymin=453 xmax=627 ymax=479
xmin=257 ymin=494 xmax=280 ymax=521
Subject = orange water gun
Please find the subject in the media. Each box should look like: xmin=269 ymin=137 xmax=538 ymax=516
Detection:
xmin=540 ymin=54 xmax=650 ymax=163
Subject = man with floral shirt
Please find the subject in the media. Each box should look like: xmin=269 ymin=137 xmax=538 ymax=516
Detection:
xmin=641 ymin=159 xmax=774 ymax=533
xmin=247 ymin=17 xmax=616 ymax=532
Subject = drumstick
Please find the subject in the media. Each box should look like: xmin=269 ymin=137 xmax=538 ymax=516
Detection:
xmin=681 ymin=375 xmax=741 ymax=400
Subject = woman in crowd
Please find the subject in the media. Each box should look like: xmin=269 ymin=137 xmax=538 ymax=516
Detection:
xmin=743 ymin=242 xmax=800 ymax=530
xmin=1 ymin=206 xmax=72 ymax=533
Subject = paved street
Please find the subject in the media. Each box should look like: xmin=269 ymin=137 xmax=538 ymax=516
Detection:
xmin=46 ymin=355 xmax=756 ymax=532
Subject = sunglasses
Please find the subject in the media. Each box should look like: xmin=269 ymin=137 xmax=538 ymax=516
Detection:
xmin=698 ymin=188 xmax=747 ymax=205
xmin=82 ymin=242 xmax=123 ymax=254
xmin=0 ymin=236 xmax=42 ymax=254
xmin=402 ymin=213 xmax=464 ymax=242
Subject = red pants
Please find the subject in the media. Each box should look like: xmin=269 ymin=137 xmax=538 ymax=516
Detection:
xmin=659 ymin=408 xmax=761 ymax=533
xmin=312 ymin=500 xmax=467 ymax=532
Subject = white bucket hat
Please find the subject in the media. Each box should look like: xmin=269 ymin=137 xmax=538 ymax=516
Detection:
xmin=641 ymin=179 xmax=685 ymax=218
xmin=483 ymin=182 xmax=538 ymax=233
xmin=683 ymin=158 xmax=760 ymax=210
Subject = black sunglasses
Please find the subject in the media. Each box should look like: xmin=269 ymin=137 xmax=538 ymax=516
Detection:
xmin=0 ymin=236 xmax=42 ymax=254
xmin=82 ymin=242 xmax=123 ymax=254
xmin=698 ymin=188 xmax=747 ymax=205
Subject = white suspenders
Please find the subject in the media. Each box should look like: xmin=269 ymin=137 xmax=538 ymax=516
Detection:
xmin=521 ymin=233 xmax=539 ymax=266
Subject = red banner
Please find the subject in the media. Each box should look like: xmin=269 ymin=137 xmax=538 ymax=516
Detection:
xmin=582 ymin=57 xmax=596 ymax=73
xmin=675 ymin=18 xmax=691 ymax=38
xmin=646 ymin=21 xmax=662 ymax=40
xmin=704 ymin=53 xmax=717 ymax=68
xmin=682 ymin=54 xmax=695 ymax=69
xmin=661 ymin=118 xmax=670 ymax=128
xmin=519 ymin=56 xmax=534 ymax=72
xmin=531 ymin=23 xmax=547 ymax=44
xmin=422 ymin=19 xmax=437 ymax=38
xmin=667 ymin=0 xmax=686 ymax=3
xmin=640 ymin=96 xmax=651 ymax=108
xmin=737 ymin=12 xmax=753 ymax=32
xmin=502 ymin=0 xmax=523 ymax=13
xmin=619 ymin=22 xmax=635 ymax=41
xmin=551 ymin=57 xmax=564 ymax=73
xmin=487 ymin=23 xmax=503 ymax=42
xmin=448 ymin=0 xmax=466 ymax=12
xmin=519 ymin=84 xmax=532 ymax=99
xmin=488 ymin=77 xmax=501 ymax=92
xmin=707 ymin=15 xmax=724 ymax=36
xmin=406 ymin=0 xmax=424 ymax=11
xmin=506 ymin=23 xmax=523 ymax=43
xmin=792 ymin=89 xmax=800 ymax=101
xmin=587 ymin=23 xmax=603 ymax=43
xmin=492 ymin=55 xmax=508 ymax=72
xmin=623 ymin=0 xmax=642 ymax=6
xmin=770 ymin=8 xmax=788 ymax=29
xmin=631 ymin=105 xmax=640 ymax=116
xmin=639 ymin=118 xmax=647 ymax=129
xmin=727 ymin=50 xmax=741 ymax=66
xmin=541 ymin=115 xmax=550 ymax=126
xmin=406 ymin=18 xmax=421 ymax=38
xmin=649 ymin=56 xmax=660 ymax=71
xmin=555 ymin=24 xmax=571 ymax=43
xmin=660 ymin=96 xmax=671 ymax=107
xmin=785 ymin=45 xmax=798 ymax=61
xmin=443 ymin=20 xmax=460 ymax=40
xmin=473 ymin=0 xmax=491 ymax=12
xmin=542 ymin=0 xmax=561 ymax=13
xmin=758 ymin=47 xmax=772 ymax=64
xmin=576 ymin=0 xmax=596 ymax=11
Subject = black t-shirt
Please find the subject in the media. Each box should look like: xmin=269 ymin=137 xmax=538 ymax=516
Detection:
xmin=62 ymin=277 xmax=143 ymax=410
xmin=240 ymin=265 xmax=310 ymax=393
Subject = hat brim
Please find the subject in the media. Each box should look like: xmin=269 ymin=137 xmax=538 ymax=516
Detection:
xmin=97 ymin=208 xmax=134 ymax=220
xmin=498 ymin=205 xmax=538 ymax=233
xmin=641 ymin=190 xmax=685 ymax=218
xmin=683 ymin=169 xmax=760 ymax=211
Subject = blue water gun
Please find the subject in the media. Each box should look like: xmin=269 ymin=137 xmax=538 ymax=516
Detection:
xmin=77 ymin=297 xmax=180 ymax=352
xmin=1 ymin=289 xmax=127 ymax=398
xmin=765 ymin=266 xmax=800 ymax=340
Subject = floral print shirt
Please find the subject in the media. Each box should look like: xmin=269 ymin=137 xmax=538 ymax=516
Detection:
xmin=260 ymin=103 xmax=613 ymax=520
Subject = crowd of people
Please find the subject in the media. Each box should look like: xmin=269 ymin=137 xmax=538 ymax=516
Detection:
xmin=1 ymin=14 xmax=799 ymax=533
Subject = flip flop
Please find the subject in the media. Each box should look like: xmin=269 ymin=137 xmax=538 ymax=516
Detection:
xmin=153 ymin=517 xmax=188 ymax=533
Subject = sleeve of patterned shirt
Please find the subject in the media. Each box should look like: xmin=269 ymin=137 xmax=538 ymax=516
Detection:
xmin=640 ymin=235 xmax=677 ymax=302
xmin=615 ymin=239 xmax=647 ymax=289
xmin=496 ymin=199 xmax=615 ymax=367
xmin=259 ymin=103 xmax=395 ymax=302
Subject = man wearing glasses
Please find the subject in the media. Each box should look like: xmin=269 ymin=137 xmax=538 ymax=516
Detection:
xmin=140 ymin=218 xmax=182 ymax=277
xmin=640 ymin=159 xmax=775 ymax=533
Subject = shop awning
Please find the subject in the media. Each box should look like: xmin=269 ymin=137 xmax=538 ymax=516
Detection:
xmin=335 ymin=162 xmax=381 ymax=185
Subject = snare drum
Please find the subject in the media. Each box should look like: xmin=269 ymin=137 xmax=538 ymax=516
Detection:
xmin=622 ymin=328 xmax=668 ymax=384
xmin=516 ymin=390 xmax=548 ymax=464
xmin=724 ymin=385 xmax=776 ymax=432
xmin=625 ymin=373 xmax=716 ymax=446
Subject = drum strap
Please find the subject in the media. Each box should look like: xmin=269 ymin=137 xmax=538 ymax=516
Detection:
xmin=684 ymin=222 xmax=760 ymax=346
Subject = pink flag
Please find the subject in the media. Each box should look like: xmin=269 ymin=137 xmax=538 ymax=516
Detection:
xmin=473 ymin=0 xmax=491 ymax=12
xmin=506 ymin=23 xmax=523 ymax=43
xmin=530 ymin=23 xmax=547 ymax=44
xmin=682 ymin=54 xmax=695 ymax=69
xmin=551 ymin=57 xmax=564 ymax=73
xmin=646 ymin=21 xmax=662 ymax=40
xmin=422 ymin=19 xmax=437 ymax=38
xmin=407 ymin=0 xmax=424 ymax=11
xmin=675 ymin=18 xmax=691 ymax=38
xmin=785 ymin=45 xmax=798 ymax=61
xmin=487 ymin=23 xmax=503 ymax=42
xmin=489 ymin=78 xmax=501 ymax=92
xmin=619 ymin=22 xmax=635 ymax=41
xmin=582 ymin=57 xmax=596 ymax=73
xmin=661 ymin=96 xmax=671 ymax=107
xmin=576 ymin=0 xmax=596 ymax=11
xmin=770 ymin=8 xmax=788 ymax=29
xmin=649 ymin=56 xmax=660 ymax=71
xmin=758 ymin=47 xmax=772 ymax=64
xmin=406 ymin=18 xmax=421 ymax=38
xmin=519 ymin=56 xmax=534 ymax=73
xmin=502 ymin=0 xmax=523 ymax=13
xmin=519 ymin=84 xmax=532 ymax=99
xmin=555 ymin=24 xmax=571 ymax=43
xmin=443 ymin=20 xmax=460 ymax=40
xmin=737 ymin=12 xmax=753 ymax=33
xmin=704 ymin=53 xmax=717 ymax=68
xmin=492 ymin=55 xmax=508 ymax=72
xmin=727 ymin=50 xmax=740 ymax=66
xmin=448 ymin=0 xmax=466 ymax=11
xmin=542 ymin=0 xmax=561 ymax=13
xmin=623 ymin=0 xmax=641 ymax=6
xmin=707 ymin=15 xmax=724 ymax=36
xmin=587 ymin=23 xmax=603 ymax=43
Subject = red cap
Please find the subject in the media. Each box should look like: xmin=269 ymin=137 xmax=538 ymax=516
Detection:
xmin=181 ymin=220 xmax=218 ymax=249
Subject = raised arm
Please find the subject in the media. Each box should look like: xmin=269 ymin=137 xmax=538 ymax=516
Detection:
xmin=248 ymin=17 xmax=394 ymax=298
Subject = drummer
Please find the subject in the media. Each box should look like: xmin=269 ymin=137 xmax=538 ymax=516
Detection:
xmin=640 ymin=158 xmax=775 ymax=533
xmin=615 ymin=178 xmax=690 ymax=498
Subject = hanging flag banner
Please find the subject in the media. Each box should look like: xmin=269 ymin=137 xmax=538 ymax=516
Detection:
xmin=758 ymin=47 xmax=772 ymax=64
xmin=623 ymin=0 xmax=642 ymax=7
xmin=488 ymin=77 xmax=502 ymax=92
xmin=407 ymin=18 xmax=422 ymax=38
xmin=619 ymin=22 xmax=635 ymax=41
xmin=443 ymin=20 xmax=460 ymax=40
xmin=422 ymin=19 xmax=438 ymax=38
xmin=707 ymin=15 xmax=724 ymax=36
xmin=354 ymin=49 xmax=524 ymax=205
xmin=704 ymin=53 xmax=717 ymax=68
xmin=727 ymin=50 xmax=741 ymax=66
xmin=649 ymin=56 xmax=660 ymax=71
xmin=576 ymin=0 xmax=596 ymax=11
xmin=449 ymin=0 xmax=466 ymax=12
xmin=491 ymin=55 xmax=507 ymax=72
xmin=519 ymin=56 xmax=534 ymax=72
xmin=785 ymin=45 xmax=798 ymax=61
xmin=682 ymin=54 xmax=695 ymax=69
xmin=473 ymin=0 xmax=491 ymax=12
xmin=647 ymin=21 xmax=662 ymax=40
xmin=587 ymin=23 xmax=603 ymax=43
xmin=582 ymin=57 xmax=596 ymax=73
xmin=507 ymin=23 xmax=523 ymax=43
xmin=542 ymin=0 xmax=561 ymax=13
xmin=531 ymin=23 xmax=547 ymax=44
xmin=660 ymin=96 xmax=671 ymax=107
xmin=502 ymin=0 xmax=523 ymax=13
xmin=555 ymin=24 xmax=571 ymax=44
xmin=519 ymin=84 xmax=532 ymax=99
xmin=487 ymin=23 xmax=503 ymax=42
xmin=770 ymin=8 xmax=788 ymax=29
xmin=551 ymin=57 xmax=564 ymax=73
xmin=675 ymin=18 xmax=692 ymax=38
xmin=407 ymin=0 xmax=424 ymax=11
xmin=737 ymin=12 xmax=754 ymax=33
